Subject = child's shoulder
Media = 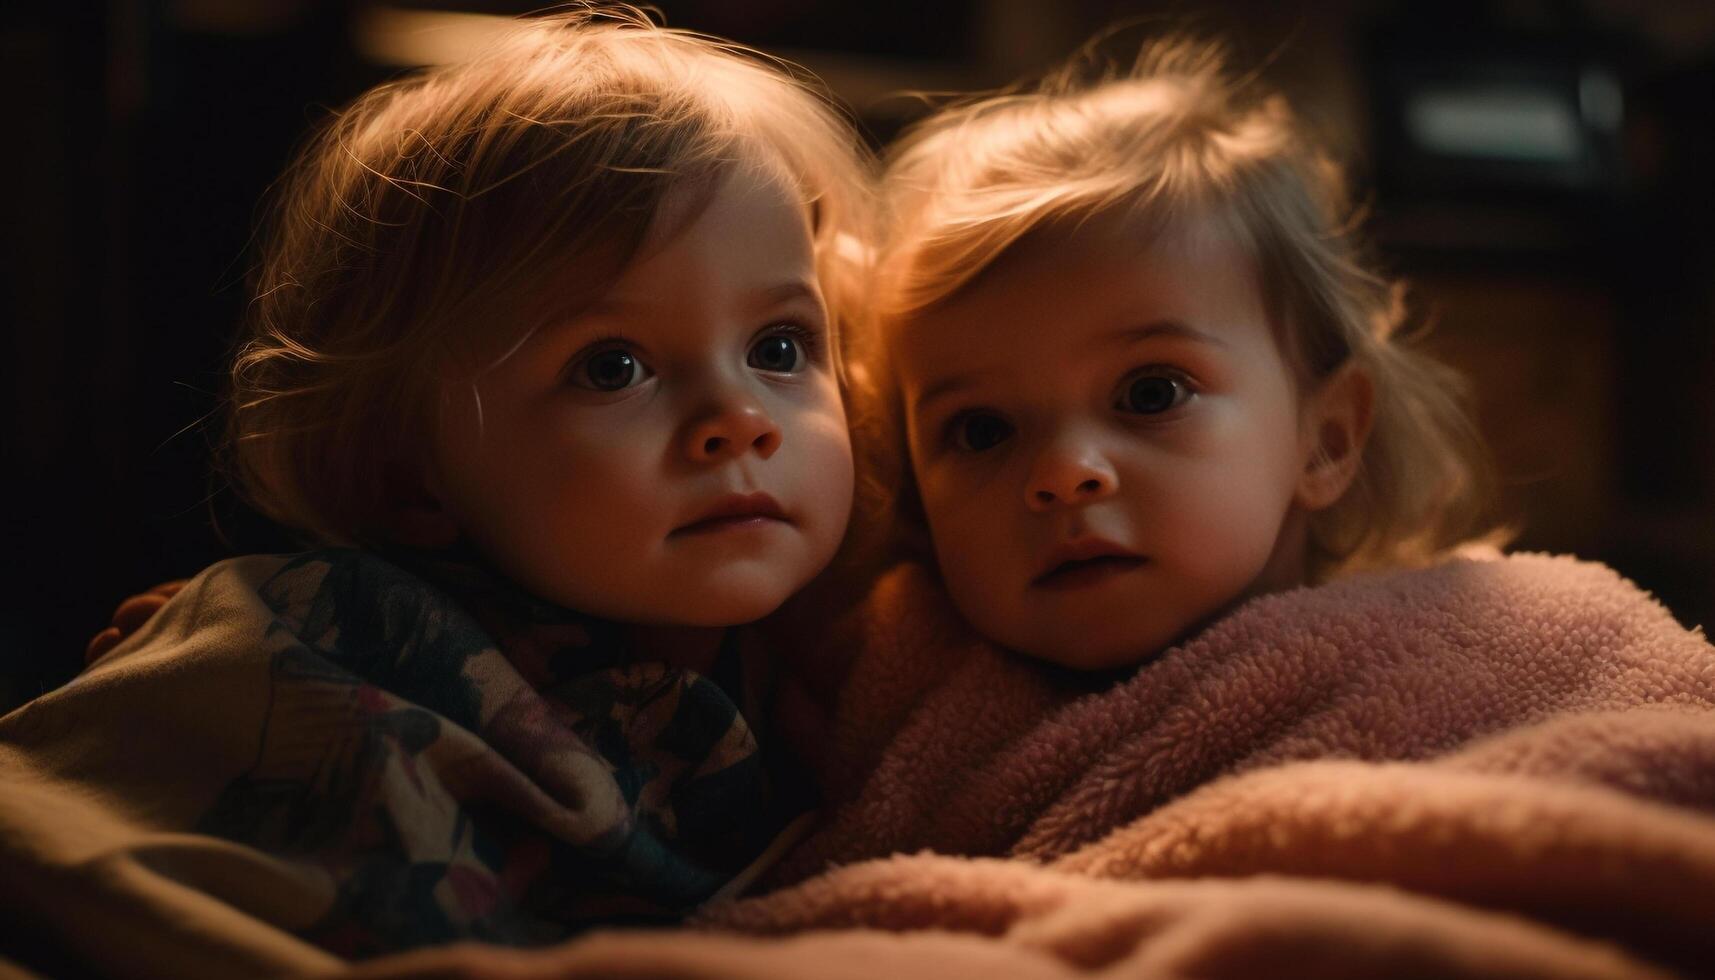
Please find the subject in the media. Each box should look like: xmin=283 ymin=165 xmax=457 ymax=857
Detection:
xmin=100 ymin=547 xmax=493 ymax=673
xmin=229 ymin=546 xmax=463 ymax=617
xmin=170 ymin=547 xmax=463 ymax=632
xmin=217 ymin=545 xmax=493 ymax=651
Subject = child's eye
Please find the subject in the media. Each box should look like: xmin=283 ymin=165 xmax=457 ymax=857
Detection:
xmin=947 ymin=411 xmax=1013 ymax=452
xmin=1116 ymin=370 xmax=1193 ymax=415
xmin=749 ymin=334 xmax=803 ymax=373
xmin=570 ymin=347 xmax=653 ymax=391
xmin=747 ymin=324 xmax=820 ymax=374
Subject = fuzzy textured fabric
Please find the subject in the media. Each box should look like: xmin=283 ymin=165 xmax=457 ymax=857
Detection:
xmin=349 ymin=552 xmax=1715 ymax=979
xmin=775 ymin=553 xmax=1715 ymax=875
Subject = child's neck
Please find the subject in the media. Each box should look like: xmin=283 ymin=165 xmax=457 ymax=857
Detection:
xmin=621 ymin=622 xmax=728 ymax=678
xmin=1249 ymin=509 xmax=1312 ymax=598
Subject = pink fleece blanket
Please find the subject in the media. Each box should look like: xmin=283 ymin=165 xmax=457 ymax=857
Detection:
xmin=354 ymin=552 xmax=1715 ymax=978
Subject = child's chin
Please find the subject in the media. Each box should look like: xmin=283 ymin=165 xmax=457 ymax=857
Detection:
xmin=1013 ymin=621 xmax=1183 ymax=672
xmin=662 ymin=572 xmax=800 ymax=627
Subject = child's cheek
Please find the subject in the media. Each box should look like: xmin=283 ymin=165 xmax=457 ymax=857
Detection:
xmin=927 ymin=478 xmax=1008 ymax=581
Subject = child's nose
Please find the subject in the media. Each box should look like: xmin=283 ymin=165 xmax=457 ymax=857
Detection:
xmin=1025 ymin=443 xmax=1117 ymax=511
xmin=684 ymin=402 xmax=782 ymax=463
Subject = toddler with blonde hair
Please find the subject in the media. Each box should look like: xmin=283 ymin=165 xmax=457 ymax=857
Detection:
xmin=49 ymin=7 xmax=872 ymax=955
xmin=860 ymin=38 xmax=1497 ymax=669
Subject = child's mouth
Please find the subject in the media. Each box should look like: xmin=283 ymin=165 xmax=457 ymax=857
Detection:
xmin=1032 ymin=555 xmax=1147 ymax=590
xmin=674 ymin=514 xmax=788 ymax=536
xmin=671 ymin=492 xmax=789 ymax=537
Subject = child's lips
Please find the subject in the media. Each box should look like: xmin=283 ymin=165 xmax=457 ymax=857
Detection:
xmin=671 ymin=492 xmax=790 ymax=536
xmin=1032 ymin=538 xmax=1146 ymax=590
xmin=1033 ymin=555 xmax=1147 ymax=591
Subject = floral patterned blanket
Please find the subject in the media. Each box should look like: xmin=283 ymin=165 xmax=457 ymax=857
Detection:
xmin=0 ymin=549 xmax=808 ymax=978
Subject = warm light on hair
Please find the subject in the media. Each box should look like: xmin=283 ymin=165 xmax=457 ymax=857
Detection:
xmin=227 ymin=7 xmax=873 ymax=545
xmin=857 ymin=36 xmax=1499 ymax=579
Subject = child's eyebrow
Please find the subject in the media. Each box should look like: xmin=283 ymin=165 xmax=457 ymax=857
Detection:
xmin=757 ymin=279 xmax=822 ymax=306
xmin=582 ymin=278 xmax=821 ymax=318
xmin=1112 ymin=320 xmax=1229 ymax=349
xmin=558 ymin=278 xmax=821 ymax=330
xmin=910 ymin=319 xmax=1227 ymax=418
xmin=911 ymin=373 xmax=976 ymax=417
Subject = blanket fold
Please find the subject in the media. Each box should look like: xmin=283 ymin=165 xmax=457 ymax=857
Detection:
xmin=0 ymin=549 xmax=803 ymax=978
xmin=686 ymin=553 xmax=1713 ymax=979
xmin=780 ymin=554 xmax=1715 ymax=877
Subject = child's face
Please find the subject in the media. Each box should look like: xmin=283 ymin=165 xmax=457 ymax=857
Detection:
xmin=428 ymin=166 xmax=854 ymax=627
xmin=897 ymin=209 xmax=1318 ymax=668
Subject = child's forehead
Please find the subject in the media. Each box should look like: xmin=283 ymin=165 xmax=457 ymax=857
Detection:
xmin=918 ymin=201 xmax=1256 ymax=316
xmin=636 ymin=153 xmax=809 ymax=251
xmin=888 ymin=205 xmax=1274 ymax=389
xmin=454 ymin=158 xmax=815 ymax=347
xmin=619 ymin=165 xmax=815 ymax=274
xmin=507 ymin=166 xmax=822 ymax=343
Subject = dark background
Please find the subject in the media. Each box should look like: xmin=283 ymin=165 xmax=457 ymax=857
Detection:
xmin=4 ymin=0 xmax=1713 ymax=713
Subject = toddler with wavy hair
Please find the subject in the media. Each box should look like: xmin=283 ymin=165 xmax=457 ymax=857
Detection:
xmin=74 ymin=7 xmax=873 ymax=952
xmin=232 ymin=10 xmax=867 ymax=627
xmin=859 ymin=37 xmax=1499 ymax=670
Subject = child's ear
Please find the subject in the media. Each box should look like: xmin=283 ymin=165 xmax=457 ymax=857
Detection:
xmin=381 ymin=461 xmax=460 ymax=550
xmin=1295 ymin=361 xmax=1374 ymax=512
